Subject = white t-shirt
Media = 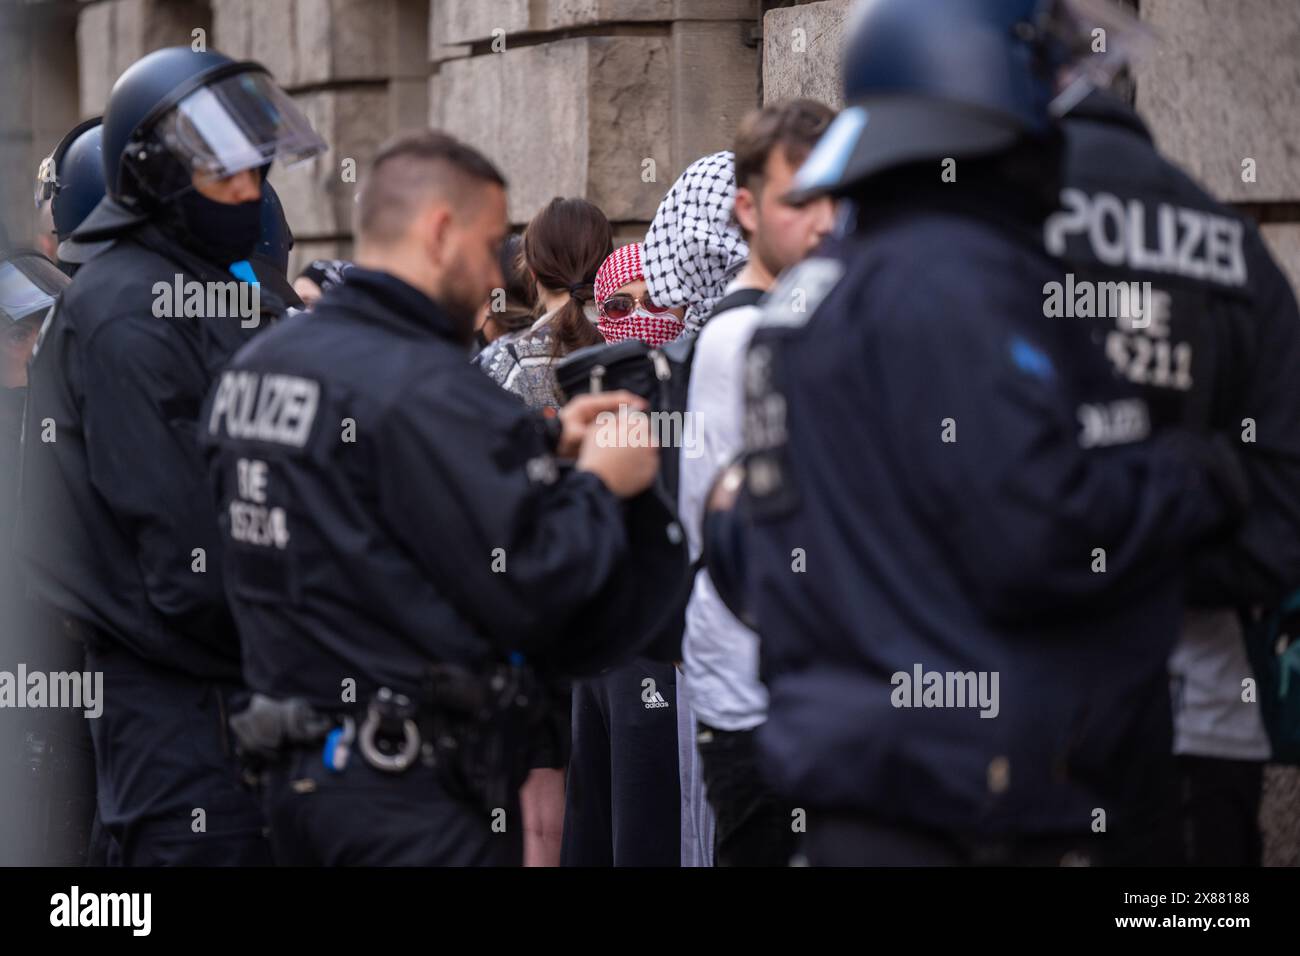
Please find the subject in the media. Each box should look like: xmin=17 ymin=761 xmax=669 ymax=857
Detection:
xmin=1170 ymin=608 xmax=1271 ymax=761
xmin=678 ymin=283 xmax=768 ymax=731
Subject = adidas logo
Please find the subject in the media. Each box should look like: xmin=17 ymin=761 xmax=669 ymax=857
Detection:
xmin=641 ymin=678 xmax=670 ymax=710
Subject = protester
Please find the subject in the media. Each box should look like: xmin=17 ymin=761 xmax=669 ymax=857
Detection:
xmin=643 ymin=151 xmax=749 ymax=335
xmin=496 ymin=211 xmax=564 ymax=865
xmin=477 ymin=197 xmax=611 ymax=409
xmin=680 ymin=98 xmax=835 ymax=867
xmin=559 ymin=156 xmax=748 ymax=868
xmin=472 ymin=200 xmax=615 ymax=864
xmin=473 ymin=232 xmax=536 ymax=352
xmin=593 ymin=242 xmax=684 ymax=347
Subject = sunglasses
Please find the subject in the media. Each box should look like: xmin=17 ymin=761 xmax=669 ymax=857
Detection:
xmin=600 ymin=293 xmax=674 ymax=320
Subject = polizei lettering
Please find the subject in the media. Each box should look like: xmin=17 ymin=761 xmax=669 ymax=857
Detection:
xmin=208 ymin=370 xmax=320 ymax=448
xmin=1045 ymin=188 xmax=1247 ymax=288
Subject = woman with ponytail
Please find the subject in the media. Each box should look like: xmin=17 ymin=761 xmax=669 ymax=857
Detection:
xmin=472 ymin=198 xmax=614 ymax=866
xmin=476 ymin=197 xmax=612 ymax=410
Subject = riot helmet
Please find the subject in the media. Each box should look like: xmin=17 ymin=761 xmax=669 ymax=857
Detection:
xmin=99 ymin=46 xmax=324 ymax=211
xmin=35 ymin=119 xmax=107 ymax=244
xmin=790 ymin=0 xmax=1152 ymax=200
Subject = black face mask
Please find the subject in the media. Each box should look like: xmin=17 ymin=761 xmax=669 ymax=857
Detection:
xmin=173 ymin=188 xmax=263 ymax=267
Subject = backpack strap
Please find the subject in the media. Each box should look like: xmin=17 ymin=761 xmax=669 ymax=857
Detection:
xmin=661 ymin=286 xmax=767 ymax=384
xmin=705 ymin=286 xmax=766 ymax=322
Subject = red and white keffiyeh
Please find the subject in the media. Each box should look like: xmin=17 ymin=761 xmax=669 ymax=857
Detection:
xmin=595 ymin=242 xmax=644 ymax=305
xmin=595 ymin=242 xmax=685 ymax=348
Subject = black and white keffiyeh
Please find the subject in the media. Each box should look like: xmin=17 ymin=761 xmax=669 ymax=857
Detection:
xmin=643 ymin=151 xmax=749 ymax=334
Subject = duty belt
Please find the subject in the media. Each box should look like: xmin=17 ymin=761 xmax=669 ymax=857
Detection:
xmin=228 ymin=660 xmax=552 ymax=812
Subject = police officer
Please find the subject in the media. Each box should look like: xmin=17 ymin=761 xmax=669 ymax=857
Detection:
xmin=20 ymin=123 xmax=295 ymax=867
xmin=16 ymin=46 xmax=326 ymax=865
xmin=0 ymin=248 xmax=96 ymax=865
xmin=0 ymin=250 xmax=68 ymax=630
xmin=705 ymin=0 xmax=1251 ymax=866
xmin=34 ymin=118 xmax=107 ymax=274
xmin=1049 ymin=88 xmax=1300 ymax=864
xmin=204 ymin=129 xmax=683 ymax=866
xmin=35 ymin=114 xmax=300 ymax=316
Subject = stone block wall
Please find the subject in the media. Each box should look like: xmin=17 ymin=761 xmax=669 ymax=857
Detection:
xmin=429 ymin=0 xmax=760 ymax=240
xmin=1 ymin=1 xmax=83 ymax=250
xmin=211 ymin=0 xmax=430 ymax=275
xmin=4 ymin=0 xmax=761 ymax=268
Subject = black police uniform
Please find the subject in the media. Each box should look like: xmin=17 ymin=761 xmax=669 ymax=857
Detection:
xmin=202 ymin=268 xmax=686 ymax=866
xmin=725 ymin=146 xmax=1248 ymax=866
xmin=1054 ymin=91 xmax=1300 ymax=603
xmin=0 ymin=253 xmax=98 ymax=865
xmin=1054 ymin=91 xmax=1300 ymax=865
xmin=17 ymin=225 xmax=272 ymax=865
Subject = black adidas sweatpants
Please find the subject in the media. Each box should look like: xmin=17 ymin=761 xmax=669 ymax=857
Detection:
xmin=560 ymin=658 xmax=681 ymax=866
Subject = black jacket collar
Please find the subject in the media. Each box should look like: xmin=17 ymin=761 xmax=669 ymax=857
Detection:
xmin=68 ymin=196 xmax=150 ymax=244
xmin=123 ymin=225 xmax=295 ymax=320
xmin=319 ymin=268 xmax=465 ymax=344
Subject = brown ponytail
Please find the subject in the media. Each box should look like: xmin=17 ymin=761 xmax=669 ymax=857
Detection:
xmin=522 ymin=198 xmax=613 ymax=358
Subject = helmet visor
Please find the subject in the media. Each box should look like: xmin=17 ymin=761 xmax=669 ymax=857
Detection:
xmin=155 ymin=69 xmax=326 ymax=186
xmin=0 ymin=254 xmax=70 ymax=324
xmin=1045 ymin=0 xmax=1157 ymax=115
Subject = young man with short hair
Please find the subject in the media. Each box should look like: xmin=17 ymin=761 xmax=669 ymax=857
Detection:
xmin=679 ymin=99 xmax=836 ymax=867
